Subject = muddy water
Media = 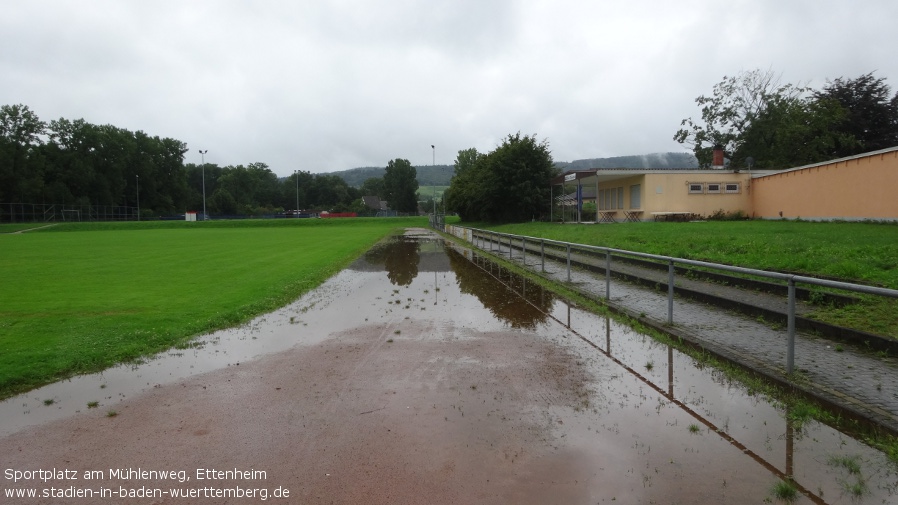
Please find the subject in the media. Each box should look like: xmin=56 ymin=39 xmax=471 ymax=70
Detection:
xmin=1 ymin=229 xmax=896 ymax=503
xmin=464 ymin=249 xmax=897 ymax=504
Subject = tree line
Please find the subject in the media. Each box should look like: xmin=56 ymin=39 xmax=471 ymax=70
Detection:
xmin=674 ymin=70 xmax=898 ymax=168
xmin=0 ymin=104 xmax=420 ymax=216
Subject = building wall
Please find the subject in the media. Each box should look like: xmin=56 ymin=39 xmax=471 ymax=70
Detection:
xmin=752 ymin=150 xmax=898 ymax=220
xmin=596 ymin=175 xmax=643 ymax=212
xmin=594 ymin=173 xmax=754 ymax=219
xmin=643 ymin=173 xmax=753 ymax=217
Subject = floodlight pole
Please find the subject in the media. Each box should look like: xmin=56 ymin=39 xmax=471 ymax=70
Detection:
xmin=136 ymin=174 xmax=140 ymax=221
xmin=199 ymin=149 xmax=208 ymax=220
xmin=431 ymin=145 xmax=435 ymax=216
xmin=295 ymin=169 xmax=299 ymax=212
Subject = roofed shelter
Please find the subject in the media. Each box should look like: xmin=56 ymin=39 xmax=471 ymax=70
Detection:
xmin=551 ymin=167 xmax=775 ymax=222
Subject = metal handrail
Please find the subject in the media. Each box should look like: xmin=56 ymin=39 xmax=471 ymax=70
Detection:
xmin=446 ymin=225 xmax=898 ymax=374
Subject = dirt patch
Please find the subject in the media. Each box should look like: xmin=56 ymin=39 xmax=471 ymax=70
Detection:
xmin=1 ymin=318 xmax=598 ymax=504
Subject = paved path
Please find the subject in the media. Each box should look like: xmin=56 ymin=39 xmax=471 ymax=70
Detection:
xmin=466 ymin=231 xmax=898 ymax=435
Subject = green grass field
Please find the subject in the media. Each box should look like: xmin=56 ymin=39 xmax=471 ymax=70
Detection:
xmin=464 ymin=219 xmax=898 ymax=337
xmin=0 ymin=217 xmax=426 ymax=398
xmin=471 ymin=220 xmax=898 ymax=287
xmin=0 ymin=223 xmax=51 ymax=234
xmin=3 ymin=216 xmax=896 ymax=398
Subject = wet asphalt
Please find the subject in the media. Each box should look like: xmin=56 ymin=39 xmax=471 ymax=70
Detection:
xmin=450 ymin=227 xmax=898 ymax=436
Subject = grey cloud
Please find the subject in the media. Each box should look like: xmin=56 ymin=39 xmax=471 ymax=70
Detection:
xmin=3 ymin=0 xmax=896 ymax=175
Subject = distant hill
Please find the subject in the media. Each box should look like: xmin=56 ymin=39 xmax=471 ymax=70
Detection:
xmin=555 ymin=152 xmax=698 ymax=170
xmin=330 ymin=153 xmax=698 ymax=188
xmin=330 ymin=165 xmax=455 ymax=187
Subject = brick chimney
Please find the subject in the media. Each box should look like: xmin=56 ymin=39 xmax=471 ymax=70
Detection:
xmin=712 ymin=144 xmax=725 ymax=169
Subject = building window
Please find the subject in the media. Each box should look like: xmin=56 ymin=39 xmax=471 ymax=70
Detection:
xmin=707 ymin=183 xmax=721 ymax=193
xmin=629 ymin=184 xmax=641 ymax=209
xmin=688 ymin=183 xmax=704 ymax=194
xmin=725 ymin=183 xmax=740 ymax=193
xmin=617 ymin=187 xmax=624 ymax=209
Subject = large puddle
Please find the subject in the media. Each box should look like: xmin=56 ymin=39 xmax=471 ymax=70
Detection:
xmin=2 ymin=229 xmax=896 ymax=503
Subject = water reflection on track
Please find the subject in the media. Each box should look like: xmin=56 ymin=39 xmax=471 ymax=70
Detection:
xmin=454 ymin=241 xmax=895 ymax=504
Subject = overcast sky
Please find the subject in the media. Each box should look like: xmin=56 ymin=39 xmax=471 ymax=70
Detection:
xmin=3 ymin=0 xmax=896 ymax=176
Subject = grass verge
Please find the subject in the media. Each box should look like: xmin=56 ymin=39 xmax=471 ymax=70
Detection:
xmin=462 ymin=219 xmax=898 ymax=337
xmin=0 ymin=217 xmax=426 ymax=398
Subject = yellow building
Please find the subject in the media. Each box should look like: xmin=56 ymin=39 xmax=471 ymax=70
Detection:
xmin=553 ymin=169 xmax=776 ymax=222
xmin=553 ymin=146 xmax=898 ymax=222
xmin=751 ymin=147 xmax=898 ymax=220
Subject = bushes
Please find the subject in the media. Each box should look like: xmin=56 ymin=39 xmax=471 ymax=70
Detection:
xmin=707 ymin=209 xmax=748 ymax=221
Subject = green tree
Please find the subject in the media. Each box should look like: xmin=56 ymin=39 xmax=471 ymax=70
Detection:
xmin=217 ymin=163 xmax=281 ymax=212
xmin=209 ymin=187 xmax=237 ymax=214
xmin=383 ymin=158 xmax=419 ymax=213
xmin=481 ymin=133 xmax=556 ymax=222
xmin=281 ymin=170 xmax=314 ymax=210
xmin=307 ymin=174 xmax=351 ymax=209
xmin=359 ymin=176 xmax=386 ymax=198
xmin=813 ymin=72 xmax=898 ymax=157
xmin=736 ymin=94 xmax=852 ymax=168
xmin=1 ymin=104 xmax=196 ymax=214
xmin=43 ymin=118 xmax=100 ymax=203
xmin=94 ymin=124 xmax=138 ymax=208
xmin=185 ymin=162 xmax=223 ymax=211
xmin=674 ymin=69 xmax=803 ymax=167
xmin=453 ymin=147 xmax=480 ymax=177
xmin=0 ymin=104 xmax=46 ymax=202
xmin=131 ymin=131 xmax=189 ymax=214
xmin=446 ymin=134 xmax=556 ymax=222
xmin=444 ymin=148 xmax=486 ymax=220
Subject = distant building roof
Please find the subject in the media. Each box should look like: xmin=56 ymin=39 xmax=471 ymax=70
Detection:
xmin=362 ymin=195 xmax=387 ymax=210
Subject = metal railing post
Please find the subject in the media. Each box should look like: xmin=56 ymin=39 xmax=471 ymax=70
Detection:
xmin=566 ymin=243 xmax=572 ymax=282
xmin=606 ymin=250 xmax=611 ymax=300
xmin=787 ymin=278 xmax=796 ymax=374
xmin=521 ymin=237 xmax=526 ymax=264
xmin=667 ymin=260 xmax=675 ymax=324
xmin=541 ymin=240 xmax=545 ymax=272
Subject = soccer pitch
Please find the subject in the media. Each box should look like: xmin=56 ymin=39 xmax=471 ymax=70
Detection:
xmin=0 ymin=218 xmax=426 ymax=398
